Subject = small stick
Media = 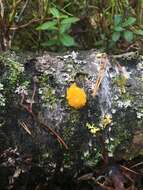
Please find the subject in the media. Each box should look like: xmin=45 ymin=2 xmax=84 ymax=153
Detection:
xmin=120 ymin=165 xmax=139 ymax=175
xmin=19 ymin=81 xmax=68 ymax=150
xmin=10 ymin=18 xmax=51 ymax=30
xmin=96 ymin=181 xmax=114 ymax=190
xmin=19 ymin=121 xmax=32 ymax=136
xmin=130 ymin=161 xmax=143 ymax=169
xmin=92 ymin=54 xmax=108 ymax=97
xmin=40 ymin=123 xmax=68 ymax=150
xmin=29 ymin=81 xmax=36 ymax=112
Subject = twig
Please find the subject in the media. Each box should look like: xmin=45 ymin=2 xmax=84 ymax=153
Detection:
xmin=10 ymin=18 xmax=51 ymax=30
xmin=19 ymin=121 xmax=32 ymax=136
xmin=19 ymin=81 xmax=68 ymax=150
xmin=12 ymin=0 xmax=30 ymax=39
xmin=17 ymin=0 xmax=29 ymax=22
xmin=92 ymin=53 xmax=108 ymax=97
xmin=96 ymin=181 xmax=114 ymax=190
xmin=123 ymin=172 xmax=134 ymax=183
xmin=130 ymin=161 xmax=143 ymax=169
xmin=29 ymin=80 xmax=36 ymax=112
xmin=20 ymin=93 xmax=35 ymax=118
xmin=112 ymin=51 xmax=138 ymax=59
xmin=40 ymin=123 xmax=68 ymax=150
xmin=9 ymin=0 xmax=23 ymax=25
xmin=120 ymin=165 xmax=139 ymax=175
xmin=77 ymin=173 xmax=93 ymax=181
xmin=0 ymin=0 xmax=4 ymax=19
xmin=99 ymin=134 xmax=109 ymax=165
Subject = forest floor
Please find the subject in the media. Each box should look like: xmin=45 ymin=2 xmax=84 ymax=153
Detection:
xmin=0 ymin=148 xmax=143 ymax=190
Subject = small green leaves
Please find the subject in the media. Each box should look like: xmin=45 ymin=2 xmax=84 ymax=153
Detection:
xmin=60 ymin=23 xmax=71 ymax=33
xmin=114 ymin=15 xmax=122 ymax=26
xmin=42 ymin=39 xmax=59 ymax=47
xmin=61 ymin=17 xmax=79 ymax=24
xmin=36 ymin=6 xmax=79 ymax=48
xmin=134 ymin=29 xmax=143 ymax=35
xmin=112 ymin=32 xmax=121 ymax=42
xmin=114 ymin=26 xmax=124 ymax=32
xmin=49 ymin=7 xmax=60 ymax=18
xmin=60 ymin=34 xmax=75 ymax=47
xmin=60 ymin=17 xmax=79 ymax=33
xmin=36 ymin=21 xmax=57 ymax=30
xmin=122 ymin=17 xmax=136 ymax=27
xmin=112 ymin=15 xmax=138 ymax=44
xmin=123 ymin=30 xmax=133 ymax=42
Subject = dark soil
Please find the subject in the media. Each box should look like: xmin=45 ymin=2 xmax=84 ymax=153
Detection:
xmin=0 ymin=148 xmax=143 ymax=190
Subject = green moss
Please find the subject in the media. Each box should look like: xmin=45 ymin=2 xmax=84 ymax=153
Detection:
xmin=113 ymin=74 xmax=127 ymax=94
xmin=0 ymin=54 xmax=25 ymax=87
xmin=38 ymin=73 xmax=57 ymax=106
xmin=63 ymin=152 xmax=73 ymax=168
xmin=121 ymin=92 xmax=134 ymax=102
xmin=38 ymin=73 xmax=50 ymax=84
xmin=111 ymin=128 xmax=131 ymax=152
xmin=68 ymin=109 xmax=80 ymax=124
xmin=62 ymin=127 xmax=74 ymax=140
xmin=82 ymin=148 xmax=102 ymax=167
xmin=40 ymin=86 xmax=57 ymax=106
xmin=74 ymin=72 xmax=88 ymax=84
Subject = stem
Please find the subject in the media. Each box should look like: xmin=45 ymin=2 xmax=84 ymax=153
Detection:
xmin=11 ymin=0 xmax=30 ymax=40
xmin=98 ymin=134 xmax=109 ymax=165
xmin=10 ymin=18 xmax=51 ymax=30
xmin=136 ymin=0 xmax=143 ymax=25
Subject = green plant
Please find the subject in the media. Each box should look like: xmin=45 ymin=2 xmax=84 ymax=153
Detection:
xmin=36 ymin=7 xmax=79 ymax=48
xmin=112 ymin=14 xmax=143 ymax=43
xmin=0 ymin=0 xmax=51 ymax=51
xmin=0 ymin=0 xmax=142 ymax=52
xmin=0 ymin=0 xmax=32 ymax=51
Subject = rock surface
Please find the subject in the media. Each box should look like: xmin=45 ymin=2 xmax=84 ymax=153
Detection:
xmin=0 ymin=50 xmax=143 ymax=172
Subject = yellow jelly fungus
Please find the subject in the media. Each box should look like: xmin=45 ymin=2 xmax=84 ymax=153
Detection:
xmin=66 ymin=83 xmax=87 ymax=109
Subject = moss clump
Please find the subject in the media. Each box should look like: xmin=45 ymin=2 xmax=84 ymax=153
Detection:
xmin=38 ymin=73 xmax=57 ymax=107
xmin=39 ymin=86 xmax=56 ymax=106
xmin=114 ymin=74 xmax=127 ymax=94
xmin=121 ymin=92 xmax=134 ymax=102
